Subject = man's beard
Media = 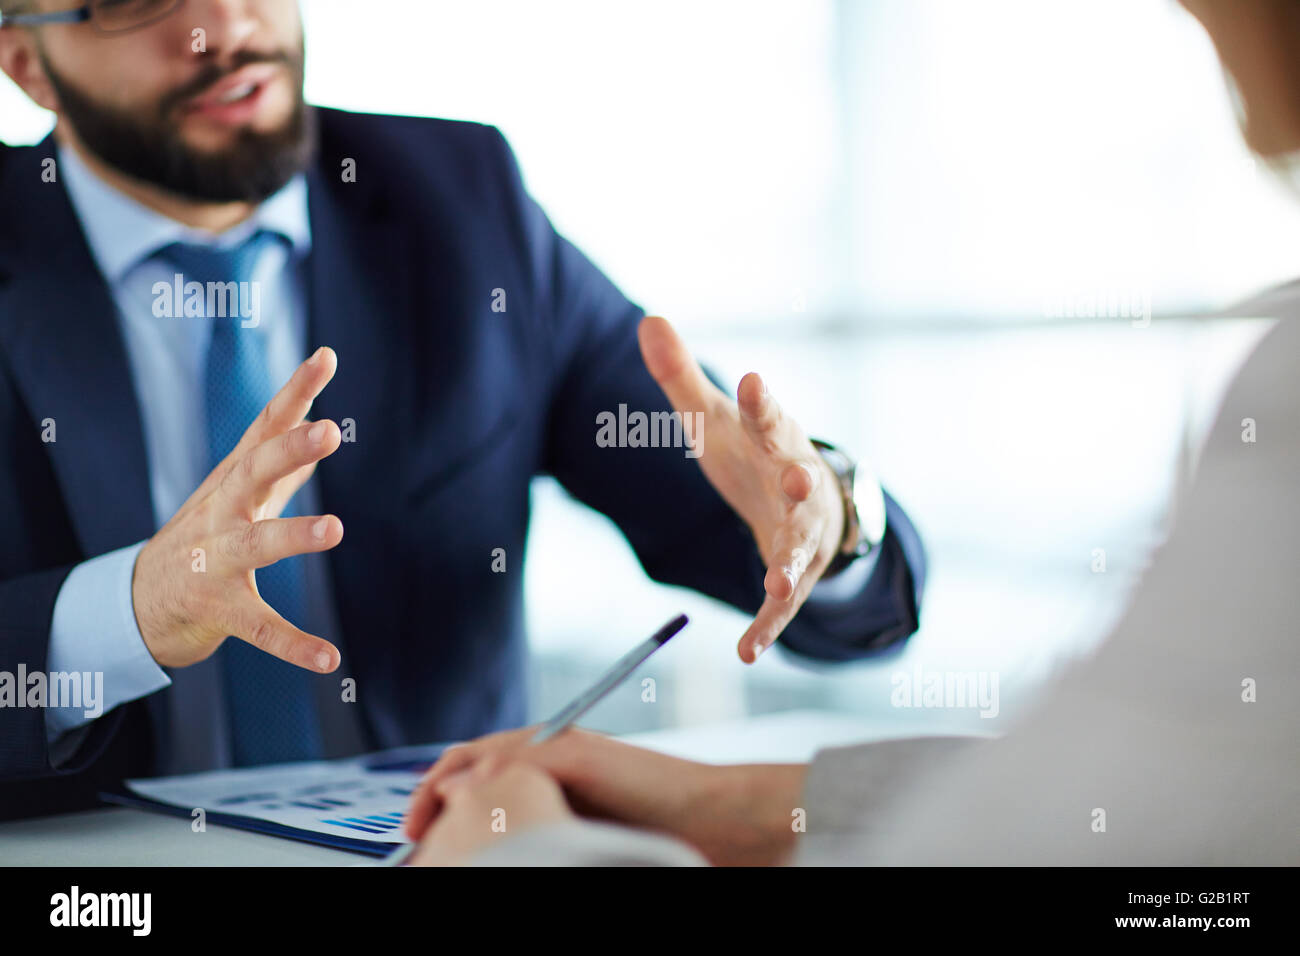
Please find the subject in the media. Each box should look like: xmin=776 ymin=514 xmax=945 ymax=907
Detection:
xmin=41 ymin=43 xmax=316 ymax=203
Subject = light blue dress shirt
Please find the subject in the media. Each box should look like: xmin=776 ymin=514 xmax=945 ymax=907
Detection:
xmin=45 ymin=143 xmax=316 ymax=754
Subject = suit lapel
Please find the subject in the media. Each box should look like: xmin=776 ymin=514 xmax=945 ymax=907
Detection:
xmin=302 ymin=162 xmax=414 ymax=747
xmin=303 ymin=164 xmax=406 ymax=467
xmin=0 ymin=137 xmax=156 ymax=557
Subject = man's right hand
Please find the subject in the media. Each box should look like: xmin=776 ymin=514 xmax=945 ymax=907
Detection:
xmin=130 ymin=346 xmax=345 ymax=673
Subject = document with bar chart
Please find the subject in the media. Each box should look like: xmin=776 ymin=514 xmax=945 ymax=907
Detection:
xmin=102 ymin=744 xmax=449 ymax=856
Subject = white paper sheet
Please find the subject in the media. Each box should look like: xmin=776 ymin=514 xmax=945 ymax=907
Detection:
xmin=125 ymin=744 xmax=447 ymax=846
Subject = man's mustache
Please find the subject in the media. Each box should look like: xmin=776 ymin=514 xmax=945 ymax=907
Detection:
xmin=159 ymin=49 xmax=299 ymax=115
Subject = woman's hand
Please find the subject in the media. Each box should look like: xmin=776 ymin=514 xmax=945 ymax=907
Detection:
xmin=407 ymin=757 xmax=575 ymax=866
xmin=405 ymin=726 xmax=809 ymax=866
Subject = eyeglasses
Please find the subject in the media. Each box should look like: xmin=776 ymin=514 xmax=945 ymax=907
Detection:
xmin=1 ymin=0 xmax=185 ymax=35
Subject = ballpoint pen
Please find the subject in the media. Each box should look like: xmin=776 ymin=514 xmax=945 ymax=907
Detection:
xmin=383 ymin=613 xmax=689 ymax=866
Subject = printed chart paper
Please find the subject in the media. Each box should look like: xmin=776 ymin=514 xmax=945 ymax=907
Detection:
xmin=122 ymin=745 xmax=447 ymax=848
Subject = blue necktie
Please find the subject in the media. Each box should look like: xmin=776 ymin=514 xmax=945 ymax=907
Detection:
xmin=157 ymin=231 xmax=324 ymax=766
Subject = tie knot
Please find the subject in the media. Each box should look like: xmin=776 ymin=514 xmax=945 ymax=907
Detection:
xmin=155 ymin=229 xmax=284 ymax=290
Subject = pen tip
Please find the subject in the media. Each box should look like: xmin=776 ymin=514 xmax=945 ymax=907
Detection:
xmin=656 ymin=613 xmax=689 ymax=644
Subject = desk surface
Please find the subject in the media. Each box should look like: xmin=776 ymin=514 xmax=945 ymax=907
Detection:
xmin=0 ymin=710 xmax=917 ymax=866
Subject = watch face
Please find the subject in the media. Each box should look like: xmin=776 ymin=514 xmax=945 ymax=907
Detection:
xmin=852 ymin=464 xmax=887 ymax=548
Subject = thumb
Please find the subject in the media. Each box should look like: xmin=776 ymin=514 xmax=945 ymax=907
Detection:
xmin=637 ymin=315 xmax=720 ymax=415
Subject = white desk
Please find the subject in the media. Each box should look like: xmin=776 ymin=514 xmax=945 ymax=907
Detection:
xmin=0 ymin=709 xmax=919 ymax=866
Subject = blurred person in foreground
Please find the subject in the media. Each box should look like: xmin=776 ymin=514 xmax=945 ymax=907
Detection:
xmin=404 ymin=0 xmax=1300 ymax=866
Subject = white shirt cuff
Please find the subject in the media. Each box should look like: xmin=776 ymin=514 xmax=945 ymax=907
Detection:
xmin=45 ymin=541 xmax=171 ymax=751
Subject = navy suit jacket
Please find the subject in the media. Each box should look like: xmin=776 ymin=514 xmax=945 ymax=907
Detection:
xmin=0 ymin=109 xmax=926 ymax=820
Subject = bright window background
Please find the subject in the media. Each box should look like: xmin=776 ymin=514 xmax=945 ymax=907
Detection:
xmin=1 ymin=1 xmax=1287 ymax=738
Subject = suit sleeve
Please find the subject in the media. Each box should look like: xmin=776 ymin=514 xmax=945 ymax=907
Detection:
xmin=486 ymin=128 xmax=926 ymax=660
xmin=0 ymin=569 xmax=137 ymax=780
xmin=793 ymin=736 xmax=984 ymax=863
xmin=0 ymin=353 xmax=134 ymax=781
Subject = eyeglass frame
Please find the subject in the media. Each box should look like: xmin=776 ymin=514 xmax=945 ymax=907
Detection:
xmin=0 ymin=0 xmax=185 ymax=35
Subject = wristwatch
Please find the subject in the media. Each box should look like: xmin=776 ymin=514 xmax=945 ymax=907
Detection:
xmin=810 ymin=439 xmax=887 ymax=578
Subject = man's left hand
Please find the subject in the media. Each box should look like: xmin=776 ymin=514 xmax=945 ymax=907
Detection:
xmin=637 ymin=315 xmax=846 ymax=663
